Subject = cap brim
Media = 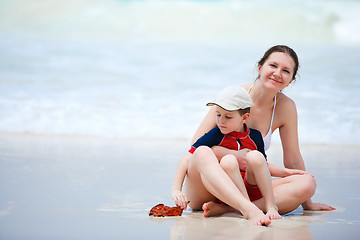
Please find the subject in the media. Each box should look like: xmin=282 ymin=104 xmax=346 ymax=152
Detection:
xmin=206 ymin=102 xmax=239 ymax=112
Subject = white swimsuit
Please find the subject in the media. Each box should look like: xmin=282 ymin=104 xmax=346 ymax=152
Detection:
xmin=263 ymin=95 xmax=276 ymax=151
xmin=248 ymin=85 xmax=277 ymax=151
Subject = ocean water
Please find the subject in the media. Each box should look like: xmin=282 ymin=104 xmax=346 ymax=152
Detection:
xmin=0 ymin=0 xmax=359 ymax=145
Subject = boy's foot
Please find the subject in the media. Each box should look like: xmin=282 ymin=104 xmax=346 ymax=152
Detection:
xmin=203 ymin=201 xmax=271 ymax=226
xmin=247 ymin=208 xmax=271 ymax=226
xmin=248 ymin=211 xmax=271 ymax=226
xmin=266 ymin=206 xmax=282 ymax=220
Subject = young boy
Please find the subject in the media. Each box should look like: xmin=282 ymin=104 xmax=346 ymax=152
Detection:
xmin=172 ymin=86 xmax=306 ymax=220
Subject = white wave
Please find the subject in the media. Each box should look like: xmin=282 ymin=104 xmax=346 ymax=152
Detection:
xmin=1 ymin=1 xmax=360 ymax=145
xmin=0 ymin=0 xmax=359 ymax=45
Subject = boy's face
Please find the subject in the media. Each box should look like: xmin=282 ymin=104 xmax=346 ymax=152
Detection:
xmin=215 ymin=106 xmax=247 ymax=134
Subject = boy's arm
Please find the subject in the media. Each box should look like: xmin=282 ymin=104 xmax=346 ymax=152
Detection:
xmin=171 ymin=152 xmax=192 ymax=209
xmin=212 ymin=146 xmax=250 ymax=171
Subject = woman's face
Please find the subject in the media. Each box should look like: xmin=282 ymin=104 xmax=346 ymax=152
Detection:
xmin=258 ymin=52 xmax=296 ymax=92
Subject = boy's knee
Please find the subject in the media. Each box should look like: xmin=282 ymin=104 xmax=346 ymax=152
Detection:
xmin=193 ymin=146 xmax=212 ymax=157
xmin=220 ymin=155 xmax=238 ymax=173
xmin=192 ymin=146 xmax=215 ymax=165
xmin=246 ymin=150 xmax=266 ymax=167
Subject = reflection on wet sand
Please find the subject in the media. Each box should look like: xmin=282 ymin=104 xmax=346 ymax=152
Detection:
xmin=149 ymin=209 xmax=332 ymax=240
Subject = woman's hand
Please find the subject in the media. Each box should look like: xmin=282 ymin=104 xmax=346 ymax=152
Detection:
xmin=286 ymin=169 xmax=314 ymax=177
xmin=172 ymin=189 xmax=189 ymax=210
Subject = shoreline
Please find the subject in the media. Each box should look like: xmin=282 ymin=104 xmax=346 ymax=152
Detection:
xmin=0 ymin=131 xmax=359 ymax=147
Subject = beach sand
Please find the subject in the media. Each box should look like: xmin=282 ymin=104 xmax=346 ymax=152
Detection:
xmin=0 ymin=133 xmax=359 ymax=239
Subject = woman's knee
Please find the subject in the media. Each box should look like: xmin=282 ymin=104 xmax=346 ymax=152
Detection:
xmin=296 ymin=174 xmax=316 ymax=199
xmin=220 ymin=155 xmax=238 ymax=173
xmin=304 ymin=174 xmax=316 ymax=198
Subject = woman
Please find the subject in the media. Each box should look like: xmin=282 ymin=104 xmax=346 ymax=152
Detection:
xmin=173 ymin=45 xmax=335 ymax=225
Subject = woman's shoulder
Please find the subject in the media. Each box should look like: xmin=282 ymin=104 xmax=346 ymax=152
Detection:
xmin=276 ymin=92 xmax=298 ymax=122
xmin=274 ymin=93 xmax=299 ymax=140
xmin=277 ymin=92 xmax=296 ymax=109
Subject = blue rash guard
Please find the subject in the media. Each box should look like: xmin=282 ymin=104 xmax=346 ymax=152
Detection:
xmin=189 ymin=123 xmax=266 ymax=160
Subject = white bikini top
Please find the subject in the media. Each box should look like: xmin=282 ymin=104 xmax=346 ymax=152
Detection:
xmin=248 ymin=84 xmax=277 ymax=151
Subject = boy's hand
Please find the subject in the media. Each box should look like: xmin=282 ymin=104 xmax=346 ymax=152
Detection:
xmin=172 ymin=189 xmax=189 ymax=210
xmin=237 ymin=148 xmax=251 ymax=171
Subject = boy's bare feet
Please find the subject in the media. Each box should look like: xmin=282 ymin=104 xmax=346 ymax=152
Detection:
xmin=246 ymin=206 xmax=271 ymax=226
xmin=203 ymin=201 xmax=271 ymax=226
xmin=266 ymin=205 xmax=282 ymax=220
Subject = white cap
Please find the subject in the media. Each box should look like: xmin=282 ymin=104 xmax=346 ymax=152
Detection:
xmin=206 ymin=86 xmax=253 ymax=111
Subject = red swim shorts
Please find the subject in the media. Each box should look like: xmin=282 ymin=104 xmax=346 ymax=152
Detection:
xmin=218 ymin=172 xmax=263 ymax=205
xmin=241 ymin=171 xmax=263 ymax=202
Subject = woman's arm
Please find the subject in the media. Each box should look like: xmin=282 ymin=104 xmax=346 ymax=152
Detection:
xmin=267 ymin=163 xmax=306 ymax=178
xmin=172 ymin=152 xmax=191 ymax=209
xmin=191 ymin=106 xmax=217 ymax=144
xmin=278 ymin=97 xmax=305 ymax=170
xmin=278 ymin=96 xmax=335 ymax=211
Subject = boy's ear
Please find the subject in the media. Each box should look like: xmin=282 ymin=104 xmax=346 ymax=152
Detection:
xmin=242 ymin=113 xmax=250 ymax=123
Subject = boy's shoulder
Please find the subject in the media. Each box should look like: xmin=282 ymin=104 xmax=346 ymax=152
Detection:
xmin=248 ymin=127 xmax=262 ymax=137
xmin=208 ymin=126 xmax=223 ymax=135
xmin=204 ymin=127 xmax=225 ymax=140
xmin=248 ymin=128 xmax=264 ymax=145
xmin=248 ymin=127 xmax=266 ymax=158
xmin=189 ymin=127 xmax=224 ymax=153
xmin=194 ymin=127 xmax=224 ymax=144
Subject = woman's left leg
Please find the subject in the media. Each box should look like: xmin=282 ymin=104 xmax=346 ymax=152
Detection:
xmin=253 ymin=174 xmax=316 ymax=214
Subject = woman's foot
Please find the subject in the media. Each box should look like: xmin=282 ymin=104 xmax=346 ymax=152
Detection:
xmin=202 ymin=201 xmax=231 ymax=217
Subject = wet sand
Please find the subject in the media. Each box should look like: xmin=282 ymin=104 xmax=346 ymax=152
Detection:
xmin=0 ymin=133 xmax=359 ymax=239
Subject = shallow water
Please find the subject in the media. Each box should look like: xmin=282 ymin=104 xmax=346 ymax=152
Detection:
xmin=0 ymin=0 xmax=360 ymax=145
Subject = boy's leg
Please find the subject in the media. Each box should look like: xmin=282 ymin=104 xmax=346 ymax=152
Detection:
xmin=245 ymin=151 xmax=281 ymax=219
xmin=185 ymin=146 xmax=271 ymax=225
xmin=203 ymin=154 xmax=249 ymax=217
xmin=220 ymin=154 xmax=250 ymax=200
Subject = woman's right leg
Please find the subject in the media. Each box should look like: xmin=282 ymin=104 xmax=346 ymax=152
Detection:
xmin=185 ymin=146 xmax=271 ymax=225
